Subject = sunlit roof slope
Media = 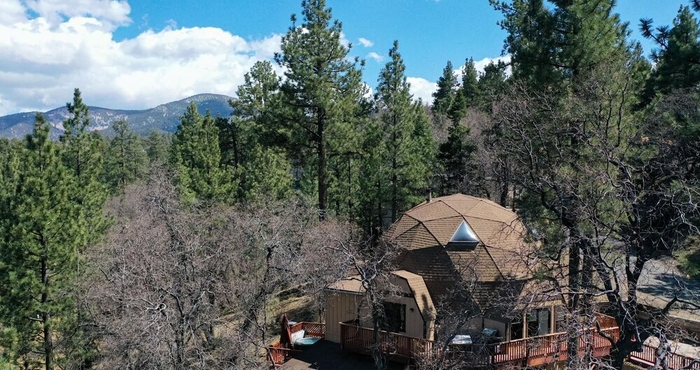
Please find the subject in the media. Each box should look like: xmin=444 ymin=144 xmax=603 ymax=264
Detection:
xmin=387 ymin=194 xmax=533 ymax=283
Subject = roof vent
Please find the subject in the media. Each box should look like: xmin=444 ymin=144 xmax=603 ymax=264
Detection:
xmin=447 ymin=220 xmax=479 ymax=250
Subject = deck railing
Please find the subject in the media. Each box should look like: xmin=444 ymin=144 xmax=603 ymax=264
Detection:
xmin=339 ymin=322 xmax=699 ymax=370
xmin=340 ymin=322 xmax=427 ymax=363
xmin=491 ymin=326 xmax=620 ymax=365
xmin=271 ymin=318 xmax=698 ymax=369
xmin=630 ymin=343 xmax=700 ymax=370
xmin=267 ymin=321 xmax=326 ymax=367
xmin=289 ymin=321 xmax=326 ymax=338
xmin=340 ymin=321 xmax=621 ymax=367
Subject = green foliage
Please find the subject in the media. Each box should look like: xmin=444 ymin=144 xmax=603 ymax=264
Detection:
xmin=145 ymin=130 xmax=171 ymax=165
xmin=358 ymin=41 xmax=435 ymax=233
xmin=642 ymin=6 xmax=700 ymax=103
xmin=490 ymin=1 xmax=698 ymax=367
xmin=477 ymin=60 xmax=510 ymax=111
xmin=102 ymin=120 xmax=148 ymax=193
xmin=436 ymin=122 xmax=481 ymax=197
xmin=225 ymin=61 xmax=294 ymax=202
xmin=461 ymin=59 xmax=480 ymax=105
xmin=228 ymin=61 xmax=285 ymax=152
xmin=59 ymin=88 xmax=110 ymax=248
xmin=171 ymin=102 xmax=233 ymax=204
xmin=492 ymin=0 xmax=630 ymax=90
xmin=432 ymin=61 xmax=458 ymax=117
xmin=275 ymin=0 xmax=368 ymax=218
xmin=237 ymin=146 xmax=294 ymax=202
xmin=0 ymin=114 xmax=92 ymax=369
xmin=676 ymin=236 xmax=700 ymax=277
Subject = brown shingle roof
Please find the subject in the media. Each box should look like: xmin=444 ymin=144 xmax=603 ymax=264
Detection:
xmin=392 ymin=270 xmax=436 ymax=323
xmin=386 ymin=194 xmax=534 ymax=287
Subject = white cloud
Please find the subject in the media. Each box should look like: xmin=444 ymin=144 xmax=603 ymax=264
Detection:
xmin=473 ymin=55 xmax=511 ymax=76
xmin=358 ymin=37 xmax=373 ymax=47
xmin=0 ymin=0 xmax=282 ymax=116
xmin=407 ymin=77 xmax=437 ymax=104
xmin=25 ymin=0 xmax=132 ymax=30
xmin=454 ymin=55 xmax=512 ymax=80
xmin=366 ymin=52 xmax=383 ymax=63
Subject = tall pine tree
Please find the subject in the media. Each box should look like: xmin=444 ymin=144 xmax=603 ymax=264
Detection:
xmin=491 ymin=0 xmax=648 ymax=367
xmin=641 ymin=5 xmax=700 ymax=102
xmin=226 ymin=61 xmax=294 ymax=202
xmin=170 ymin=102 xmax=232 ymax=204
xmin=102 ymin=120 xmax=148 ymax=194
xmin=0 ymin=114 xmax=90 ymax=369
xmin=432 ymin=61 xmax=458 ymax=117
xmin=59 ymin=88 xmax=109 ymax=247
xmin=275 ymin=0 xmax=367 ymax=219
xmin=360 ymin=41 xmax=434 ymax=234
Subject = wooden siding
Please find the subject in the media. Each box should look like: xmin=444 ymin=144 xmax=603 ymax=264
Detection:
xmin=326 ymin=271 xmax=435 ymax=342
xmin=324 ymin=291 xmax=361 ymax=343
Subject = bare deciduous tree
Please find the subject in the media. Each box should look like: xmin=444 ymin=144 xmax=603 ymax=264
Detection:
xmin=82 ymin=168 xmax=357 ymax=369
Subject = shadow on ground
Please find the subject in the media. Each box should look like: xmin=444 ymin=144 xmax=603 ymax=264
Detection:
xmin=280 ymin=340 xmax=407 ymax=370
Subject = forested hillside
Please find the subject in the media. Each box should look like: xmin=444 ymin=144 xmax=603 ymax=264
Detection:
xmin=0 ymin=0 xmax=698 ymax=369
xmin=0 ymin=94 xmax=232 ymax=139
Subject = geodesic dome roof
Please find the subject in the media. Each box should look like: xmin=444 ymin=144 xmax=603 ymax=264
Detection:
xmin=387 ymin=194 xmax=532 ymax=282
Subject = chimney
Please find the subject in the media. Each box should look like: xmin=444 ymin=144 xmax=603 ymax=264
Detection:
xmin=427 ymin=186 xmax=432 ymax=203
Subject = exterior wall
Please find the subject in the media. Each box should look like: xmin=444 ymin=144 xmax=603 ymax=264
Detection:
xmin=357 ymin=290 xmax=429 ymax=340
xmin=342 ymin=274 xmax=433 ymax=341
xmin=389 ymin=274 xmax=433 ymax=340
xmin=324 ymin=291 xmax=362 ymax=343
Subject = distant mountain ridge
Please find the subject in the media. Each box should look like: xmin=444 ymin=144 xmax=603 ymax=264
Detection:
xmin=0 ymin=93 xmax=233 ymax=139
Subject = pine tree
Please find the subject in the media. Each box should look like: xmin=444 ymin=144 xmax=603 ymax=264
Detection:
xmin=59 ymin=88 xmax=109 ymax=247
xmin=0 ymin=114 xmax=84 ymax=370
xmin=275 ymin=0 xmax=367 ymax=219
xmin=103 ymin=120 xmax=148 ymax=194
xmin=361 ymin=40 xmax=434 ymax=233
xmin=460 ymin=58 xmax=480 ymax=109
xmin=432 ymin=61 xmax=458 ymax=116
xmin=436 ymin=122 xmax=480 ymax=197
xmin=145 ymin=130 xmax=171 ymax=166
xmin=491 ymin=0 xmax=646 ymax=367
xmin=492 ymin=0 xmax=629 ymax=89
xmin=477 ymin=60 xmax=509 ymax=112
xmin=225 ymin=61 xmax=294 ymax=202
xmin=641 ymin=5 xmax=700 ymax=101
xmin=171 ymin=102 xmax=232 ymax=203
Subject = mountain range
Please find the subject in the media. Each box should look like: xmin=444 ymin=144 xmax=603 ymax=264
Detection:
xmin=0 ymin=94 xmax=233 ymax=139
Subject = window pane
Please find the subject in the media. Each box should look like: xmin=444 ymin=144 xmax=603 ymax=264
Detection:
xmin=383 ymin=302 xmax=406 ymax=333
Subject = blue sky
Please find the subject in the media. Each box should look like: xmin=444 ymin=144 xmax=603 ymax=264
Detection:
xmin=0 ymin=0 xmax=689 ymax=115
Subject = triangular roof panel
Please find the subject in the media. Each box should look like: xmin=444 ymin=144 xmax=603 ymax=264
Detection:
xmin=450 ymin=220 xmax=480 ymax=244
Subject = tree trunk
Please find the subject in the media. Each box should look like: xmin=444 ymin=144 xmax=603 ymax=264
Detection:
xmin=567 ymin=241 xmax=582 ymax=368
xmin=41 ymin=257 xmax=53 ymax=370
xmin=317 ymin=114 xmax=327 ymax=221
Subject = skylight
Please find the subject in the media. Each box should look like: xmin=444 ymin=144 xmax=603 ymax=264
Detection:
xmin=450 ymin=220 xmax=479 ymax=244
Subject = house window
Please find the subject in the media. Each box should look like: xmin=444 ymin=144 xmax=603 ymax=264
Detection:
xmin=511 ymin=317 xmax=524 ymax=340
xmin=382 ymin=302 xmax=406 ymax=333
xmin=555 ymin=305 xmax=567 ymax=333
xmin=527 ymin=308 xmax=551 ymax=337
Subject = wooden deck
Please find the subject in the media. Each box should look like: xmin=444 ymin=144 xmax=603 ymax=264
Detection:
xmin=340 ymin=322 xmax=619 ymax=367
xmin=269 ymin=316 xmax=699 ymax=369
xmin=267 ymin=319 xmax=326 ymax=367
xmin=629 ymin=342 xmax=700 ymax=370
xmin=339 ymin=321 xmax=699 ymax=370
